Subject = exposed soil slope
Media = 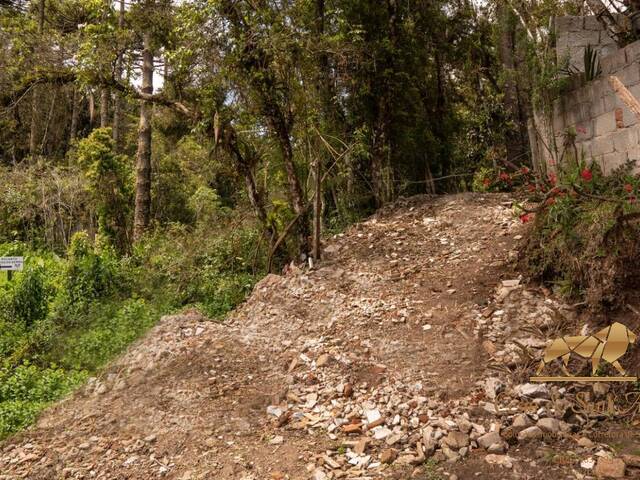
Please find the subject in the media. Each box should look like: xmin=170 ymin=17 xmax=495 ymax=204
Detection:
xmin=2 ymin=194 xmax=638 ymax=480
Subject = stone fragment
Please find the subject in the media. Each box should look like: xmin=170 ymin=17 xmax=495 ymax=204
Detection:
xmin=593 ymin=457 xmax=625 ymax=478
xmin=484 ymin=454 xmax=514 ymax=469
xmin=380 ymin=449 xmax=398 ymax=464
xmin=457 ymin=418 xmax=472 ymax=434
xmin=517 ymin=426 xmax=543 ymax=442
xmin=537 ymin=418 xmax=560 ymax=434
xmin=487 ymin=442 xmax=507 ymax=454
xmin=483 ymin=378 xmax=503 ymax=400
xmin=581 ymin=457 xmax=595 ymax=470
xmin=593 ymin=382 xmax=610 ymax=398
xmin=515 ymin=383 xmax=549 ymax=399
xmin=316 ymin=354 xmax=332 ymax=368
xmin=373 ymin=427 xmax=393 ymax=440
xmin=353 ymin=437 xmax=370 ymax=455
xmin=342 ymin=423 xmax=363 ymax=434
xmin=621 ymin=453 xmax=640 ymax=467
xmin=477 ymin=431 xmax=502 ymax=450
xmin=512 ymin=414 xmax=532 ymax=429
xmin=443 ymin=431 xmax=469 ymax=449
xmin=577 ymin=437 xmax=595 ymax=448
xmin=441 ymin=445 xmax=460 ymax=463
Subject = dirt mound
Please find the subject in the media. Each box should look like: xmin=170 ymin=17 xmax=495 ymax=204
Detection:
xmin=2 ymin=194 xmax=637 ymax=480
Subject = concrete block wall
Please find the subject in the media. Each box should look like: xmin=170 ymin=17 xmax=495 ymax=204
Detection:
xmin=556 ymin=15 xmax=628 ymax=71
xmin=537 ymin=31 xmax=640 ymax=174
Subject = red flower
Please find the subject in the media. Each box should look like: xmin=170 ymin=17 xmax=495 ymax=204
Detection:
xmin=499 ymin=172 xmax=511 ymax=182
xmin=482 ymin=178 xmax=491 ymax=187
xmin=519 ymin=213 xmax=533 ymax=223
xmin=546 ymin=197 xmax=556 ymax=206
xmin=548 ymin=173 xmax=557 ymax=186
xmin=521 ymin=167 xmax=530 ymax=175
xmin=580 ymin=169 xmax=593 ymax=181
xmin=527 ymin=183 xmax=536 ymax=193
xmin=630 ymin=195 xmax=637 ymax=204
xmin=624 ymin=183 xmax=633 ymax=193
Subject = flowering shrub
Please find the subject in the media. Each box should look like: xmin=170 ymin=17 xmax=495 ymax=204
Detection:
xmin=519 ymin=159 xmax=640 ymax=309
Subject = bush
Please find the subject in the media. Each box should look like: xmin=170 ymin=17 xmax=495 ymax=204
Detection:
xmin=61 ymin=232 xmax=124 ymax=309
xmin=520 ymin=159 xmax=640 ymax=309
xmin=47 ymin=299 xmax=157 ymax=371
xmin=0 ymin=364 xmax=87 ymax=439
xmin=10 ymin=265 xmax=50 ymax=328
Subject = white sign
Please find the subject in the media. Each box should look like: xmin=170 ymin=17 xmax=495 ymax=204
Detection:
xmin=0 ymin=257 xmax=24 ymax=271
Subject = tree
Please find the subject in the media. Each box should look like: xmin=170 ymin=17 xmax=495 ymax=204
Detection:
xmin=133 ymin=29 xmax=154 ymax=240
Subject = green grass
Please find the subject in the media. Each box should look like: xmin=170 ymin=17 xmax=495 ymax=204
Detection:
xmin=0 ymin=225 xmax=264 ymax=439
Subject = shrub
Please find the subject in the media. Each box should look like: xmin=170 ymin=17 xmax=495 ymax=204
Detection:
xmin=61 ymin=232 xmax=124 ymax=309
xmin=10 ymin=265 xmax=50 ymax=328
xmin=0 ymin=363 xmax=87 ymax=439
xmin=520 ymin=159 xmax=640 ymax=309
xmin=74 ymin=128 xmax=133 ymax=250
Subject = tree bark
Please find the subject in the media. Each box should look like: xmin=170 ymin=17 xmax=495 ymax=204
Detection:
xmin=69 ymin=86 xmax=79 ymax=142
xmin=112 ymin=0 xmax=125 ymax=149
xmin=133 ymin=32 xmax=154 ymax=241
xmin=100 ymin=87 xmax=109 ymax=128
xmin=499 ymin=4 xmax=528 ymax=166
xmin=29 ymin=0 xmax=45 ymax=159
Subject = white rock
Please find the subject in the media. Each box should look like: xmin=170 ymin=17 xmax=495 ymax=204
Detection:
xmin=580 ymin=457 xmax=595 ymax=470
xmin=373 ymin=427 xmax=393 ymax=440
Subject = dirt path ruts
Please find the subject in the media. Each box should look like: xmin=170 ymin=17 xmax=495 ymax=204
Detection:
xmin=0 ymin=194 xmax=529 ymax=480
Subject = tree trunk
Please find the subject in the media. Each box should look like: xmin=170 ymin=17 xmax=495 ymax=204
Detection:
xmin=269 ymin=115 xmax=310 ymax=254
xmin=100 ymin=87 xmax=109 ymax=128
xmin=499 ymin=4 xmax=528 ymax=166
xmin=133 ymin=32 xmax=154 ymax=241
xmin=29 ymin=0 xmax=45 ymax=159
xmin=112 ymin=0 xmax=125 ymax=149
xmin=88 ymin=90 xmax=95 ymax=126
xmin=69 ymin=86 xmax=79 ymax=142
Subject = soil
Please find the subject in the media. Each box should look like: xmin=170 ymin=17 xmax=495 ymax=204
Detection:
xmin=0 ymin=193 xmax=637 ymax=480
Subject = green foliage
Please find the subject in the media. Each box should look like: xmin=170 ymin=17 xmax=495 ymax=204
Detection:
xmin=0 ymin=363 xmax=87 ymax=439
xmin=62 ymin=232 xmax=123 ymax=309
xmin=46 ymin=299 xmax=157 ymax=371
xmin=74 ymin=129 xmax=133 ymax=250
xmin=10 ymin=264 xmax=50 ymax=328
xmin=521 ymin=159 xmax=640 ymax=309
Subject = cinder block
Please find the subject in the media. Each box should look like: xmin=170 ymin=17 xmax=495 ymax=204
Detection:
xmin=556 ymin=16 xmax=584 ymax=34
xmin=576 ymin=120 xmax=594 ymax=142
xmin=594 ymin=111 xmax=617 ymax=136
xmin=591 ymin=136 xmax=615 ymax=156
xmin=572 ymin=30 xmax=601 ymax=47
xmin=584 ymin=16 xmax=603 ymax=31
xmin=610 ymin=127 xmax=638 ymax=152
xmin=617 ymin=63 xmax=640 ymax=86
xmin=590 ymin=96 xmax=606 ymax=117
xmin=575 ymin=85 xmax=591 ymax=104
xmin=624 ymin=40 xmax=640 ymax=63
xmin=622 ymin=105 xmax=639 ymax=127
xmin=601 ymin=45 xmax=618 ymax=58
xmin=601 ymin=48 xmax=627 ymax=74
xmin=566 ymin=103 xmax=586 ymax=125
xmin=603 ymin=93 xmax=622 ymax=112
xmin=627 ymin=145 xmax=640 ymax=164
xmin=578 ymin=140 xmax=592 ymax=159
xmin=602 ymin=151 xmax=628 ymax=174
